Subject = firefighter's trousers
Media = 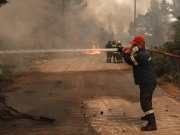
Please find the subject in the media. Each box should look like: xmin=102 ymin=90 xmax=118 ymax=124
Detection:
xmin=116 ymin=52 xmax=123 ymax=63
xmin=106 ymin=52 xmax=112 ymax=63
xmin=139 ymin=83 xmax=157 ymax=125
xmin=112 ymin=52 xmax=118 ymax=63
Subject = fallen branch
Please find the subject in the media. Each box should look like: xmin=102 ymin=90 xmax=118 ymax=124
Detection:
xmin=0 ymin=88 xmax=55 ymax=123
xmin=0 ymin=115 xmax=55 ymax=123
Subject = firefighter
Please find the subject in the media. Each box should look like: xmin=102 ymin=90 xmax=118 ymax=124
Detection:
xmin=111 ymin=40 xmax=118 ymax=63
xmin=116 ymin=40 xmax=123 ymax=63
xmin=105 ymin=41 xmax=112 ymax=63
xmin=122 ymin=36 xmax=157 ymax=131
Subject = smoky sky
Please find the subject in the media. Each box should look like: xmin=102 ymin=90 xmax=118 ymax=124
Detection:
xmin=0 ymin=0 xmax=173 ymax=49
xmin=83 ymin=0 xmax=149 ymax=32
xmin=83 ymin=0 xmax=172 ymax=32
xmin=0 ymin=0 xmax=49 ymax=48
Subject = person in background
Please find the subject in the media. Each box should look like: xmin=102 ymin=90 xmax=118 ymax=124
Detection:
xmin=111 ymin=40 xmax=118 ymax=63
xmin=105 ymin=41 xmax=112 ymax=63
xmin=116 ymin=40 xmax=123 ymax=63
xmin=122 ymin=36 xmax=157 ymax=131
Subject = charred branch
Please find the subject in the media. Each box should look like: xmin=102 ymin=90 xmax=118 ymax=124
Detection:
xmin=0 ymin=88 xmax=55 ymax=123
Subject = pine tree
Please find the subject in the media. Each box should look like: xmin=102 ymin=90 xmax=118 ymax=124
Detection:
xmin=152 ymin=16 xmax=180 ymax=86
xmin=171 ymin=17 xmax=180 ymax=53
xmin=128 ymin=0 xmax=167 ymax=46
xmin=160 ymin=0 xmax=172 ymax=41
xmin=147 ymin=0 xmax=164 ymax=46
xmin=171 ymin=0 xmax=180 ymax=18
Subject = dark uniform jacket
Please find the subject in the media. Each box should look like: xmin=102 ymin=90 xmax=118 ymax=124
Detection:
xmin=106 ymin=43 xmax=112 ymax=48
xmin=123 ymin=47 xmax=157 ymax=85
xmin=111 ymin=43 xmax=118 ymax=53
xmin=117 ymin=43 xmax=123 ymax=48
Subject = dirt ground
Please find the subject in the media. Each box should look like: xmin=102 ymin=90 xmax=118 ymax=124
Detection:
xmin=1 ymin=54 xmax=180 ymax=135
xmin=158 ymin=82 xmax=180 ymax=97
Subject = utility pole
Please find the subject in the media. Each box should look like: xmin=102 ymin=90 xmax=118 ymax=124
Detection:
xmin=62 ymin=0 xmax=65 ymax=39
xmin=134 ymin=0 xmax=136 ymax=36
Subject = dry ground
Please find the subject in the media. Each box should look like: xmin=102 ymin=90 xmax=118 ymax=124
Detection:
xmin=1 ymin=54 xmax=180 ymax=135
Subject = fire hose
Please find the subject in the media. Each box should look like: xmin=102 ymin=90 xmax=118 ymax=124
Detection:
xmin=117 ymin=47 xmax=180 ymax=59
xmin=146 ymin=48 xmax=180 ymax=59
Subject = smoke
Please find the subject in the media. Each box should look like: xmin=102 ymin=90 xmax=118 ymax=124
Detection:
xmin=0 ymin=0 xmax=50 ymax=49
xmin=0 ymin=0 xmax=173 ymax=49
xmin=83 ymin=0 xmax=172 ymax=33
xmin=82 ymin=0 xmax=145 ymax=32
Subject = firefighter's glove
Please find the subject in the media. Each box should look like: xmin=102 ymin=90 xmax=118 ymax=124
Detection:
xmin=130 ymin=46 xmax=138 ymax=55
xmin=124 ymin=47 xmax=132 ymax=54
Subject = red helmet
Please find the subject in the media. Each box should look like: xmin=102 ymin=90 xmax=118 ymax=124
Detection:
xmin=130 ymin=36 xmax=145 ymax=44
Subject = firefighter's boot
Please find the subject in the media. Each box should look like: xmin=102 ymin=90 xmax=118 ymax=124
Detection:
xmin=113 ymin=59 xmax=116 ymax=63
xmin=141 ymin=113 xmax=157 ymax=131
xmin=141 ymin=115 xmax=148 ymax=121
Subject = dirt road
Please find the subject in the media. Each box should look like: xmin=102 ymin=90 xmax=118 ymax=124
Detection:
xmin=1 ymin=54 xmax=180 ymax=135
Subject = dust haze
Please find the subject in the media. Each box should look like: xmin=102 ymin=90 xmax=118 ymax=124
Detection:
xmin=0 ymin=0 xmax=172 ymax=49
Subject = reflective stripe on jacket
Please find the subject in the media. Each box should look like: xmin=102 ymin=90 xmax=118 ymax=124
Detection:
xmin=123 ymin=47 xmax=157 ymax=85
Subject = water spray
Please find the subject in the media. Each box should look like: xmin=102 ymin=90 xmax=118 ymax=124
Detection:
xmin=0 ymin=48 xmax=117 ymax=54
xmin=0 ymin=48 xmax=179 ymax=59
